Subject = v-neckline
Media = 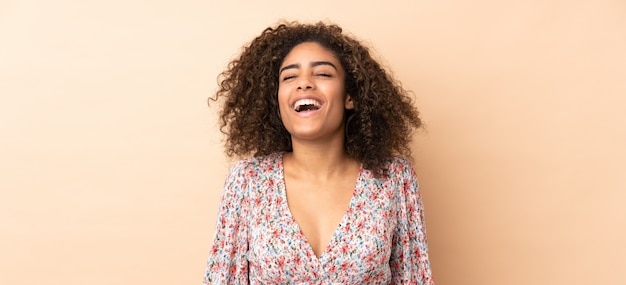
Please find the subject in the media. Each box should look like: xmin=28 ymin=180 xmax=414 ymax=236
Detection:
xmin=277 ymin=153 xmax=363 ymax=261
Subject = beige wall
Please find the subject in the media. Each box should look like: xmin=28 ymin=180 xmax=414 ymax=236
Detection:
xmin=1 ymin=0 xmax=624 ymax=284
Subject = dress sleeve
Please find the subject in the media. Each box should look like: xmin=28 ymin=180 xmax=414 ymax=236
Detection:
xmin=389 ymin=161 xmax=435 ymax=284
xmin=203 ymin=161 xmax=250 ymax=285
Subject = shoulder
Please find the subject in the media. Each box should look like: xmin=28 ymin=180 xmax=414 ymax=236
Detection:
xmin=385 ymin=156 xmax=417 ymax=180
xmin=384 ymin=157 xmax=420 ymax=197
xmin=221 ymin=153 xmax=282 ymax=201
xmin=360 ymin=156 xmax=416 ymax=183
xmin=360 ymin=156 xmax=418 ymax=191
xmin=227 ymin=152 xmax=283 ymax=178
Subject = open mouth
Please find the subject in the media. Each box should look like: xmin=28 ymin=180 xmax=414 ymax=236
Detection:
xmin=293 ymin=99 xmax=322 ymax=112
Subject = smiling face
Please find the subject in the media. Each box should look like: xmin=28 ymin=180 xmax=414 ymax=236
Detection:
xmin=278 ymin=42 xmax=354 ymax=144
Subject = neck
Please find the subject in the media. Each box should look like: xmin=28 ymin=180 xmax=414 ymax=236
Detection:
xmin=285 ymin=136 xmax=356 ymax=180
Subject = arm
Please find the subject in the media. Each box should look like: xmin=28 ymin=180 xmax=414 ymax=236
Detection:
xmin=389 ymin=162 xmax=434 ymax=284
xmin=203 ymin=161 xmax=250 ymax=285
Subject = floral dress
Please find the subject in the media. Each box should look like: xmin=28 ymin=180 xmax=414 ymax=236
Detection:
xmin=203 ymin=153 xmax=434 ymax=284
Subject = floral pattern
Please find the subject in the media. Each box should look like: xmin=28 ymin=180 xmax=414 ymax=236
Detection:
xmin=203 ymin=152 xmax=433 ymax=284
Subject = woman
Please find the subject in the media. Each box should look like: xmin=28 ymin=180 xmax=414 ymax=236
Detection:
xmin=203 ymin=21 xmax=434 ymax=284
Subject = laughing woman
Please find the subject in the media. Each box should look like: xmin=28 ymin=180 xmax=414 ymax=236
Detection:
xmin=203 ymin=21 xmax=434 ymax=284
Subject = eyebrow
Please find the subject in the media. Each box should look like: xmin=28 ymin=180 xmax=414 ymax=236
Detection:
xmin=279 ymin=61 xmax=338 ymax=75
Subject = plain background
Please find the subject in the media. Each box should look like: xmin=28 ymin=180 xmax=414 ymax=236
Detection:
xmin=1 ymin=0 xmax=625 ymax=284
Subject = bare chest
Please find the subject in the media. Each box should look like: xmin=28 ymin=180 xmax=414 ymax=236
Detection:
xmin=284 ymin=177 xmax=357 ymax=258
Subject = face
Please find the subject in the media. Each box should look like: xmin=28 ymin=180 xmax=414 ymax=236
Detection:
xmin=277 ymin=42 xmax=354 ymax=143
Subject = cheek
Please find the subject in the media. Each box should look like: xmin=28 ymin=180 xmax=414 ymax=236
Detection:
xmin=276 ymin=89 xmax=291 ymax=123
xmin=277 ymin=90 xmax=289 ymax=111
xmin=322 ymin=81 xmax=345 ymax=96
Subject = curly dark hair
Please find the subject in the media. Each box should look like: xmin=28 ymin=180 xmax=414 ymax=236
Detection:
xmin=210 ymin=21 xmax=422 ymax=176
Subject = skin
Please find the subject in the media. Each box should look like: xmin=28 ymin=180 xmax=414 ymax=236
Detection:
xmin=278 ymin=42 xmax=361 ymax=258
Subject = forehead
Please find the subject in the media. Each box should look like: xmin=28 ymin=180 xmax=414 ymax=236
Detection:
xmin=280 ymin=42 xmax=341 ymax=67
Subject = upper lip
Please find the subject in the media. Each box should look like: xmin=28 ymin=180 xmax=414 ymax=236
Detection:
xmin=290 ymin=95 xmax=324 ymax=110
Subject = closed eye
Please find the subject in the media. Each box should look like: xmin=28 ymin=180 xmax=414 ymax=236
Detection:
xmin=281 ymin=75 xmax=296 ymax=81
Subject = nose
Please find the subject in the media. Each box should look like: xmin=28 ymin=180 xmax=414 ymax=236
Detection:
xmin=296 ymin=75 xmax=314 ymax=90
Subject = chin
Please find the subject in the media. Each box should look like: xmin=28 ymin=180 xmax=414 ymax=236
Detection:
xmin=289 ymin=132 xmax=322 ymax=141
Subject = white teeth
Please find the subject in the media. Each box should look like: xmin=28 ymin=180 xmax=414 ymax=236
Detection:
xmin=293 ymin=99 xmax=321 ymax=112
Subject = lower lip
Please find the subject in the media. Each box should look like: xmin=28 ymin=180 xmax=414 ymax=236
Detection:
xmin=293 ymin=108 xmax=321 ymax=117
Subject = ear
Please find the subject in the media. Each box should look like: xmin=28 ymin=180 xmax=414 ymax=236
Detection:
xmin=344 ymin=94 xmax=354 ymax=110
